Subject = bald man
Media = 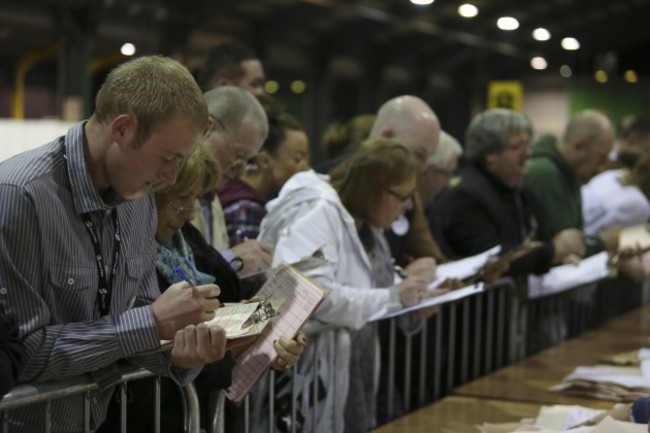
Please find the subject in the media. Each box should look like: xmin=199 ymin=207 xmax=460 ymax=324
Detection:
xmin=526 ymin=109 xmax=617 ymax=256
xmin=370 ymin=95 xmax=447 ymax=264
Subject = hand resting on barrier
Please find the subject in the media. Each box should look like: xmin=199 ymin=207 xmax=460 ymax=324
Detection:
xmin=170 ymin=322 xmax=227 ymax=369
xmin=271 ymin=331 xmax=307 ymax=370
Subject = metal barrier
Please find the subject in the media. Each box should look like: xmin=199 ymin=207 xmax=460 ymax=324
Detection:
xmin=238 ymin=272 xmax=647 ymax=432
xmin=0 ymin=364 xmax=200 ymax=433
xmin=1 ymin=274 xmax=646 ymax=433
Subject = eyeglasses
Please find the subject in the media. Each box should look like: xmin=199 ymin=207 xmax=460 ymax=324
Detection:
xmin=208 ymin=115 xmax=253 ymax=177
xmin=168 ymin=200 xmax=203 ymax=216
xmin=387 ymin=189 xmax=414 ymax=205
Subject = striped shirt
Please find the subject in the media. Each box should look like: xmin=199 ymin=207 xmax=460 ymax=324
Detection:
xmin=0 ymin=122 xmax=197 ymax=432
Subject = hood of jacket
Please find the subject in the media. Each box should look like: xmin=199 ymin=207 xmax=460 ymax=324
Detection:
xmin=261 ymin=169 xmax=354 ymax=245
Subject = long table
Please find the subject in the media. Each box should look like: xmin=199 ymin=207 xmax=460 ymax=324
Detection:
xmin=372 ymin=396 xmax=541 ymax=433
xmin=373 ymin=304 xmax=650 ymax=432
xmin=455 ymin=309 xmax=650 ymax=408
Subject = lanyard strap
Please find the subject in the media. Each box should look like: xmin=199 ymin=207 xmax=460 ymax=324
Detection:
xmin=81 ymin=211 xmax=121 ymax=316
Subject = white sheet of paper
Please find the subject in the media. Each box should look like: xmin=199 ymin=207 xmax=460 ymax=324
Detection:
xmin=368 ymin=283 xmax=484 ymax=321
xmin=527 ymin=252 xmax=609 ymax=299
xmin=535 ymin=405 xmax=605 ymax=430
xmin=429 ymin=245 xmax=501 ymax=289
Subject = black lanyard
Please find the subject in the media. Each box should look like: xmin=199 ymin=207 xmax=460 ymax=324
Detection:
xmin=81 ymin=211 xmax=121 ymax=316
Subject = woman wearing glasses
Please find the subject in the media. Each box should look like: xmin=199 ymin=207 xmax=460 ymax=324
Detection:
xmin=100 ymin=139 xmax=305 ymax=433
xmin=258 ymin=138 xmax=440 ymax=433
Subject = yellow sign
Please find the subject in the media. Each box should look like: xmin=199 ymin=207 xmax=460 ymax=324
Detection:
xmin=488 ymin=81 xmax=523 ymax=112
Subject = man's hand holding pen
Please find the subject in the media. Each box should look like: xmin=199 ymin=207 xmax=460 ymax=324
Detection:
xmin=151 ymin=272 xmax=228 ymax=368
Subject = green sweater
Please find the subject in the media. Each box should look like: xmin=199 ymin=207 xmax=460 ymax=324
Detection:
xmin=525 ymin=134 xmax=604 ymax=256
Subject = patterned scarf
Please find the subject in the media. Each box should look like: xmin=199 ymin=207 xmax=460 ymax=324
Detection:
xmin=156 ymin=231 xmax=215 ymax=286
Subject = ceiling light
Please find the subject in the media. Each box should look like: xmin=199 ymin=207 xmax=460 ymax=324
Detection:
xmin=560 ymin=65 xmax=572 ymax=78
xmin=594 ymin=70 xmax=608 ymax=83
xmin=410 ymin=0 xmax=434 ymax=5
xmin=121 ymin=43 xmax=136 ymax=56
xmin=532 ymin=28 xmax=551 ymax=41
xmin=624 ymin=70 xmax=638 ymax=83
xmin=458 ymin=4 xmax=478 ymax=18
xmin=497 ymin=17 xmax=519 ymax=31
xmin=530 ymin=57 xmax=548 ymax=70
xmin=290 ymin=80 xmax=307 ymax=94
xmin=561 ymin=37 xmax=580 ymax=50
xmin=264 ymin=80 xmax=279 ymax=94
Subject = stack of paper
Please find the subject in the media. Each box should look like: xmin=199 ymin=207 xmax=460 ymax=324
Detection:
xmin=601 ymin=348 xmax=650 ymax=366
xmin=477 ymin=416 xmax=646 ymax=433
xmin=550 ymin=362 xmax=650 ymax=402
xmin=477 ymin=404 xmax=644 ymax=433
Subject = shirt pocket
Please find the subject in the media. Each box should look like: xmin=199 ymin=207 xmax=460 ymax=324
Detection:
xmin=125 ymin=255 xmax=145 ymax=282
xmin=49 ymin=264 xmax=95 ymax=291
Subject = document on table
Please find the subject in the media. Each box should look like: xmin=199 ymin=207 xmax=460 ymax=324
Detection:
xmin=527 ymin=252 xmax=609 ymax=299
xmin=550 ymin=362 xmax=650 ymax=402
xmin=225 ymin=263 xmax=328 ymax=402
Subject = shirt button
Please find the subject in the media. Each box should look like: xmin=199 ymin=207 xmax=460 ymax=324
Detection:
xmin=67 ymin=278 xmax=75 ymax=286
xmin=0 ymin=287 xmax=7 ymax=295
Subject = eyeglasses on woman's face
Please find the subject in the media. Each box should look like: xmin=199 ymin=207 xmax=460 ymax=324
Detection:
xmin=168 ymin=200 xmax=203 ymax=217
xmin=386 ymin=188 xmax=414 ymax=206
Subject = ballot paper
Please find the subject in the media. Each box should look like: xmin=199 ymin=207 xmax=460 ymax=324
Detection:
xmin=429 ymin=246 xmax=501 ymax=288
xmin=477 ymin=414 xmax=646 ymax=433
xmin=527 ymin=252 xmax=609 ymax=299
xmin=550 ymin=362 xmax=650 ymax=402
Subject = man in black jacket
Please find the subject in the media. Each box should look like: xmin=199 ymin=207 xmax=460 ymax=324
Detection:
xmin=436 ymin=108 xmax=585 ymax=278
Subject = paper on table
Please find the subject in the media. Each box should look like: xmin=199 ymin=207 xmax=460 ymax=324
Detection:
xmin=478 ymin=415 xmax=646 ymax=433
xmin=527 ymin=252 xmax=609 ymax=299
xmin=535 ymin=405 xmax=605 ymax=430
xmin=551 ymin=364 xmax=650 ymax=402
xmin=225 ymin=263 xmax=328 ymax=402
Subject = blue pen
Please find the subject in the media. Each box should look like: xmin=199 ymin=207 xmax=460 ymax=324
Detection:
xmin=173 ymin=265 xmax=197 ymax=288
xmin=174 ymin=265 xmax=224 ymax=306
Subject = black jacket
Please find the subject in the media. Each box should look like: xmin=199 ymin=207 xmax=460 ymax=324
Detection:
xmin=436 ymin=165 xmax=555 ymax=278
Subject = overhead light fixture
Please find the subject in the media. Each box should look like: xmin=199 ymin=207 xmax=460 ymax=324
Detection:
xmin=559 ymin=65 xmax=572 ymax=78
xmin=458 ymin=4 xmax=478 ymax=18
xmin=121 ymin=43 xmax=136 ymax=56
xmin=410 ymin=0 xmax=434 ymax=5
xmin=265 ymin=80 xmax=279 ymax=94
xmin=497 ymin=16 xmax=519 ymax=31
xmin=531 ymin=57 xmax=548 ymax=70
xmin=532 ymin=28 xmax=551 ymax=41
xmin=290 ymin=80 xmax=307 ymax=94
xmin=624 ymin=70 xmax=638 ymax=83
xmin=561 ymin=37 xmax=580 ymax=50
xmin=594 ymin=70 xmax=608 ymax=83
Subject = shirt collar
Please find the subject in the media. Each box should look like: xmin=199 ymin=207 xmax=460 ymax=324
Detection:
xmin=65 ymin=121 xmax=120 ymax=215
